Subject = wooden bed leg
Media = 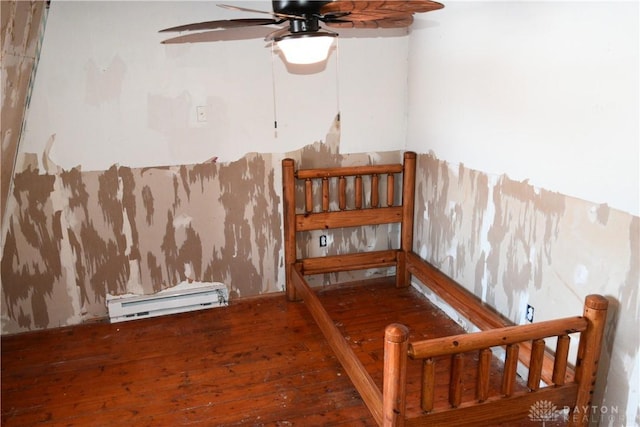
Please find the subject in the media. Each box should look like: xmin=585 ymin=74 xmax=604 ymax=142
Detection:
xmin=282 ymin=158 xmax=299 ymax=301
xmin=570 ymin=294 xmax=609 ymax=427
xmin=398 ymin=152 xmax=416 ymax=289
xmin=395 ymin=251 xmax=407 ymax=288
xmin=383 ymin=323 xmax=409 ymax=427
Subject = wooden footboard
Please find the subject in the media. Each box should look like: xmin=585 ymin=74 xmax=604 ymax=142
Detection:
xmin=383 ymin=293 xmax=609 ymax=427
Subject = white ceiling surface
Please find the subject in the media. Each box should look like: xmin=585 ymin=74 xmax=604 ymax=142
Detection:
xmin=18 ymin=1 xmax=639 ymax=215
xmin=407 ymin=1 xmax=639 ymax=216
xmin=19 ymin=1 xmax=408 ymax=171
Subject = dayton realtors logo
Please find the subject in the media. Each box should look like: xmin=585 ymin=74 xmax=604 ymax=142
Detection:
xmin=528 ymin=400 xmax=561 ymax=425
xmin=528 ymin=400 xmax=624 ymax=425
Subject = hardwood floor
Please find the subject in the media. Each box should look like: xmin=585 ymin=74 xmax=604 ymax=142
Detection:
xmin=1 ymin=278 xmax=514 ymax=426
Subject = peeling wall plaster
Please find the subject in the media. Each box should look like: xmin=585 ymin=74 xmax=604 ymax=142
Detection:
xmin=412 ymin=152 xmax=639 ymax=423
xmin=1 ymin=0 xmax=46 ymax=222
xmin=1 ymin=146 xmax=283 ymax=332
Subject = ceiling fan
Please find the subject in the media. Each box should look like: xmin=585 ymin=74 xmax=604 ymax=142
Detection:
xmin=160 ymin=1 xmax=444 ymax=64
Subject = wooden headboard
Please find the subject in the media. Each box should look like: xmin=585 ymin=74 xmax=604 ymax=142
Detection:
xmin=282 ymin=151 xmax=417 ymax=300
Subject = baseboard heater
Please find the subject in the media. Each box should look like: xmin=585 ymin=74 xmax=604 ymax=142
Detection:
xmin=107 ymin=282 xmax=228 ymax=323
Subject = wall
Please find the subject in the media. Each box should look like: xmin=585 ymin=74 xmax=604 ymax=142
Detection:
xmin=2 ymin=149 xmax=283 ymax=330
xmin=407 ymin=2 xmax=639 ymax=424
xmin=407 ymin=1 xmax=638 ymax=217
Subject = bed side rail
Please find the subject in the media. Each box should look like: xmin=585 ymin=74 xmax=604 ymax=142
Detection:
xmin=291 ymin=264 xmax=385 ymax=425
xmin=382 ymin=294 xmax=609 ymax=427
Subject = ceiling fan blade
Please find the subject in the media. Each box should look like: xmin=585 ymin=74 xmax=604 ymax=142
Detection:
xmin=325 ymin=14 xmax=415 ymax=29
xmin=218 ymin=3 xmax=302 ymax=20
xmin=264 ymin=27 xmax=290 ymax=42
xmin=159 ymin=18 xmax=279 ymax=33
xmin=161 ymin=26 xmax=280 ymax=44
xmin=321 ymin=1 xmax=443 ymax=18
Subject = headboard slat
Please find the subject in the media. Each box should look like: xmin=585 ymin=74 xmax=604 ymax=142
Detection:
xmin=371 ymin=174 xmax=379 ymax=208
xmin=387 ymin=174 xmax=395 ymax=207
xmin=338 ymin=176 xmax=346 ymax=211
xmin=296 ymin=164 xmax=403 ymax=179
xmin=355 ymin=175 xmax=363 ymax=209
xmin=305 ymin=179 xmax=313 ymax=214
xmin=322 ymin=178 xmax=329 ymax=212
xmin=296 ymin=207 xmax=403 ymax=231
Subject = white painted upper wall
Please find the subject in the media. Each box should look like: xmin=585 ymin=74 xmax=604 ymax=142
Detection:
xmin=407 ymin=1 xmax=639 ymax=216
xmin=19 ymin=1 xmax=639 ymax=216
xmin=19 ymin=1 xmax=408 ymax=170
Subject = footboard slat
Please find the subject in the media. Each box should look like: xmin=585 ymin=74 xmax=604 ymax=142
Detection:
xmin=528 ymin=339 xmax=546 ymax=390
xmin=476 ymin=349 xmax=491 ymax=402
xmin=501 ymin=344 xmax=519 ymax=396
xmin=449 ymin=354 xmax=463 ymax=407
xmin=553 ymin=335 xmax=571 ymax=386
xmin=420 ymin=358 xmax=436 ymax=412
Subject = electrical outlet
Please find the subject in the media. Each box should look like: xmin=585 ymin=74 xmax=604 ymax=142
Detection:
xmin=196 ymin=106 xmax=207 ymax=122
xmin=319 ymin=235 xmax=327 ymax=247
xmin=526 ymin=304 xmax=535 ymax=323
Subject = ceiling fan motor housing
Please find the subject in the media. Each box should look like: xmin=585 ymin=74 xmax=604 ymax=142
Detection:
xmin=272 ymin=0 xmax=330 ymax=16
xmin=274 ymin=0 xmax=329 ymax=33
xmin=273 ymin=0 xmax=332 ymax=33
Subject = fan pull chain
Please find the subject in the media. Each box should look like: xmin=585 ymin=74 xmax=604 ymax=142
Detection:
xmin=271 ymin=42 xmax=278 ymax=137
xmin=335 ymin=36 xmax=340 ymax=122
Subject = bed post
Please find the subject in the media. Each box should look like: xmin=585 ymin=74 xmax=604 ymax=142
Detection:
xmin=282 ymin=158 xmax=299 ymax=301
xmin=569 ymin=294 xmax=609 ymax=427
xmin=397 ymin=151 xmax=416 ymax=288
xmin=383 ymin=323 xmax=409 ymax=427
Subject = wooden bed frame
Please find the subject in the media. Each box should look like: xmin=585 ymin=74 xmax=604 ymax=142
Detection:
xmin=282 ymin=152 xmax=608 ymax=427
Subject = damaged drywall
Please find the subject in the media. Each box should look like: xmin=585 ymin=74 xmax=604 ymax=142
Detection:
xmin=412 ymin=152 xmax=639 ymax=422
xmin=1 ymin=145 xmax=283 ymax=333
xmin=1 ymin=0 xmax=47 ymax=224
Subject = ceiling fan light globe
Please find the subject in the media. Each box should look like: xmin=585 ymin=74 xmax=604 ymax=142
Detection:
xmin=276 ymin=33 xmax=336 ymax=65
